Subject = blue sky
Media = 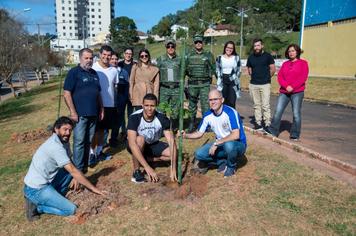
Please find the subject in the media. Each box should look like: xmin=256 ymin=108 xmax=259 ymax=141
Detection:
xmin=0 ymin=0 xmax=194 ymax=34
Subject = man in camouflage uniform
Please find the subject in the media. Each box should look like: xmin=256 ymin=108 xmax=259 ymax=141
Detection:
xmin=157 ymin=38 xmax=182 ymax=129
xmin=185 ymin=35 xmax=215 ymax=132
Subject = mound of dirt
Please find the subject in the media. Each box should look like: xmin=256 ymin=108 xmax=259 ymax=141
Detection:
xmin=10 ymin=128 xmax=51 ymax=143
xmin=140 ymin=174 xmax=210 ymax=201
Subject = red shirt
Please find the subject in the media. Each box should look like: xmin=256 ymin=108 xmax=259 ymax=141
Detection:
xmin=277 ymin=59 xmax=309 ymax=94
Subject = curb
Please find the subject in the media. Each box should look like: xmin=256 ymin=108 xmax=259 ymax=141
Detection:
xmin=244 ymin=126 xmax=356 ymax=176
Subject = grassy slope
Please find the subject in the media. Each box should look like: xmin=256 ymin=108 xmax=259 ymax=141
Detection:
xmin=0 ymin=78 xmax=355 ymax=235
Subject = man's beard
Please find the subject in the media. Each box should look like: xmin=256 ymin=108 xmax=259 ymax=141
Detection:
xmin=254 ymin=49 xmax=262 ymax=55
xmin=57 ymin=134 xmax=69 ymax=144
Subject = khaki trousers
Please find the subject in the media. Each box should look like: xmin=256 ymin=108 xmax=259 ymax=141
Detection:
xmin=249 ymin=83 xmax=271 ymax=126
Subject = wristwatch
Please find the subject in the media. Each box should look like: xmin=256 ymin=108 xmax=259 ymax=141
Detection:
xmin=213 ymin=141 xmax=218 ymax=146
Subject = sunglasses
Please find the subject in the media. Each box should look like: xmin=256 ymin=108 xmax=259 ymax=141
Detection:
xmin=194 ymin=41 xmax=203 ymax=44
xmin=140 ymin=54 xmax=149 ymax=59
xmin=166 ymin=45 xmax=175 ymax=49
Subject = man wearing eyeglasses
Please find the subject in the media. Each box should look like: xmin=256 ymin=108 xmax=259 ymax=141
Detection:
xmin=185 ymin=35 xmax=215 ymax=132
xmin=156 ymin=38 xmax=182 ymax=129
xmin=178 ymin=89 xmax=246 ymax=178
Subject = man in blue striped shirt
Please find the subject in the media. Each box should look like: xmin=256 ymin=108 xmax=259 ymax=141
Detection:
xmin=179 ymin=89 xmax=247 ymax=177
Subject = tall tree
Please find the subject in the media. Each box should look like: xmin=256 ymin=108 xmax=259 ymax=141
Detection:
xmin=0 ymin=9 xmax=29 ymax=97
xmin=110 ymin=16 xmax=139 ymax=53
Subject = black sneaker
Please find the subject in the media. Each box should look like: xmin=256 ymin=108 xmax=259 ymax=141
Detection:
xmin=254 ymin=124 xmax=263 ymax=131
xmin=131 ymin=169 xmax=146 ymax=183
xmin=97 ymin=152 xmax=112 ymax=161
xmin=25 ymin=197 xmax=40 ymax=221
xmin=264 ymin=126 xmax=273 ymax=135
xmin=191 ymin=161 xmax=209 ymax=175
xmin=290 ymin=137 xmax=300 ymax=142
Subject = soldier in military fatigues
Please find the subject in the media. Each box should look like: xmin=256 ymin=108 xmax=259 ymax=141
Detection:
xmin=157 ymin=39 xmax=182 ymax=129
xmin=185 ymin=35 xmax=215 ymax=131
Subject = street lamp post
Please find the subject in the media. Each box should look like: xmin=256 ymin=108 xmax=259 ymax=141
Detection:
xmin=199 ymin=18 xmax=225 ymax=54
xmin=226 ymin=6 xmax=259 ymax=58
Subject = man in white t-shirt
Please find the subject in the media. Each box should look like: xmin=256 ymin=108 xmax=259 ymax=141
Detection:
xmin=90 ymin=45 xmax=119 ymax=164
xmin=179 ymin=89 xmax=247 ymax=178
xmin=127 ymin=93 xmax=177 ymax=183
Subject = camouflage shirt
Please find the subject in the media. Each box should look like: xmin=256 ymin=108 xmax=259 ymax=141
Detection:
xmin=156 ymin=54 xmax=182 ymax=84
xmin=185 ymin=49 xmax=215 ymax=79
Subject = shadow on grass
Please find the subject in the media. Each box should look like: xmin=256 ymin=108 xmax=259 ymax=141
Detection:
xmin=0 ymin=83 xmax=59 ymax=121
xmin=88 ymin=166 xmax=117 ymax=185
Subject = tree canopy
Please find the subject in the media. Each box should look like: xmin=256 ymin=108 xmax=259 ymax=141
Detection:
xmin=110 ymin=16 xmax=139 ymax=54
xmin=150 ymin=0 xmax=302 ymax=37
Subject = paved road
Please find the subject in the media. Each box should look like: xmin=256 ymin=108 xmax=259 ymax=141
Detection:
xmin=237 ymin=91 xmax=356 ymax=166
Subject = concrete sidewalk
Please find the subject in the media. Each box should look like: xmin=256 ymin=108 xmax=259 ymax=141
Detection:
xmin=236 ymin=91 xmax=356 ymax=168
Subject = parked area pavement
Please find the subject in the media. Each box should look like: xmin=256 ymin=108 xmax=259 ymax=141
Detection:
xmin=237 ymin=90 xmax=356 ymax=169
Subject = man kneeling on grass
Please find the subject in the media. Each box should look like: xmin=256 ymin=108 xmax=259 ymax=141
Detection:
xmin=23 ymin=117 xmax=106 ymax=221
xmin=179 ymin=89 xmax=247 ymax=178
xmin=127 ymin=93 xmax=177 ymax=183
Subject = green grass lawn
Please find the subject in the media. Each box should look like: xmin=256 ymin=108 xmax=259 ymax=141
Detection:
xmin=240 ymin=75 xmax=356 ymax=106
xmin=0 ymin=78 xmax=355 ymax=235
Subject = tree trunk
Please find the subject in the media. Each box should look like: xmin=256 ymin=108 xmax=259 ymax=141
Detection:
xmin=8 ymin=82 xmax=16 ymax=98
xmin=35 ymin=70 xmax=41 ymax=85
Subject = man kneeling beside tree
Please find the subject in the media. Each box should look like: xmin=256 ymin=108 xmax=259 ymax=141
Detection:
xmin=23 ymin=117 xmax=106 ymax=221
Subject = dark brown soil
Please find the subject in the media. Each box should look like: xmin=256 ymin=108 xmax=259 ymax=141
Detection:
xmin=10 ymin=128 xmax=50 ymax=143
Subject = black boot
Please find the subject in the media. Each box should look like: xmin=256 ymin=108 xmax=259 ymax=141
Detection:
xmin=25 ymin=197 xmax=40 ymax=221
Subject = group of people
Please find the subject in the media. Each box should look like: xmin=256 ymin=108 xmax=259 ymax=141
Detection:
xmin=246 ymin=38 xmax=309 ymax=141
xmin=23 ymin=34 xmax=308 ymax=221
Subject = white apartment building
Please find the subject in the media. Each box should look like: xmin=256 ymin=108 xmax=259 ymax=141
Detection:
xmin=50 ymin=0 xmax=114 ymax=51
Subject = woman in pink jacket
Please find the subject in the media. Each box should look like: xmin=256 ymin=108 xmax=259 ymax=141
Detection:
xmin=267 ymin=44 xmax=309 ymax=141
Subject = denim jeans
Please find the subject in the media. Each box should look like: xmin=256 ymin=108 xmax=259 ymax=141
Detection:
xmin=73 ymin=116 xmax=97 ymax=172
xmin=194 ymin=140 xmax=246 ymax=169
xmin=270 ymin=92 xmax=304 ymax=138
xmin=23 ymin=168 xmax=76 ymax=216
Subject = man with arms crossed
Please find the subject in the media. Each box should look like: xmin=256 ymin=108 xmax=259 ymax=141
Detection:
xmin=127 ymin=93 xmax=177 ymax=183
xmin=23 ymin=117 xmax=105 ymax=221
xmin=179 ymin=89 xmax=246 ymax=178
xmin=246 ymin=39 xmax=276 ymax=131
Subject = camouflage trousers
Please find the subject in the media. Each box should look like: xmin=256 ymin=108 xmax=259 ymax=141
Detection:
xmin=188 ymin=84 xmax=210 ymax=119
xmin=159 ymin=86 xmax=180 ymax=119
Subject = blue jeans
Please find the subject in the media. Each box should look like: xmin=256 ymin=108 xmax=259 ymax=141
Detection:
xmin=23 ymin=168 xmax=76 ymax=216
xmin=270 ymin=92 xmax=304 ymax=138
xmin=73 ymin=116 xmax=97 ymax=171
xmin=195 ymin=140 xmax=246 ymax=169
xmin=111 ymin=84 xmax=129 ymax=142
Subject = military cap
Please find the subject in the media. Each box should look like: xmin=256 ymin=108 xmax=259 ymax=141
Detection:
xmin=193 ymin=34 xmax=203 ymax=43
xmin=165 ymin=38 xmax=176 ymax=46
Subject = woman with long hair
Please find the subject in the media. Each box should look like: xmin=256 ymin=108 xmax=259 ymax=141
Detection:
xmin=267 ymin=44 xmax=309 ymax=141
xmin=129 ymin=49 xmax=160 ymax=111
xmin=215 ymin=41 xmax=241 ymax=108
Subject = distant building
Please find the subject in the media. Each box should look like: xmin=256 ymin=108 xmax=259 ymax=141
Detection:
xmin=149 ymin=34 xmax=165 ymax=42
xmin=171 ymin=24 xmax=188 ymax=40
xmin=302 ymin=0 xmax=356 ymax=78
xmin=137 ymin=30 xmax=148 ymax=40
xmin=203 ymin=24 xmax=237 ymax=37
xmin=50 ymin=0 xmax=114 ymax=52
